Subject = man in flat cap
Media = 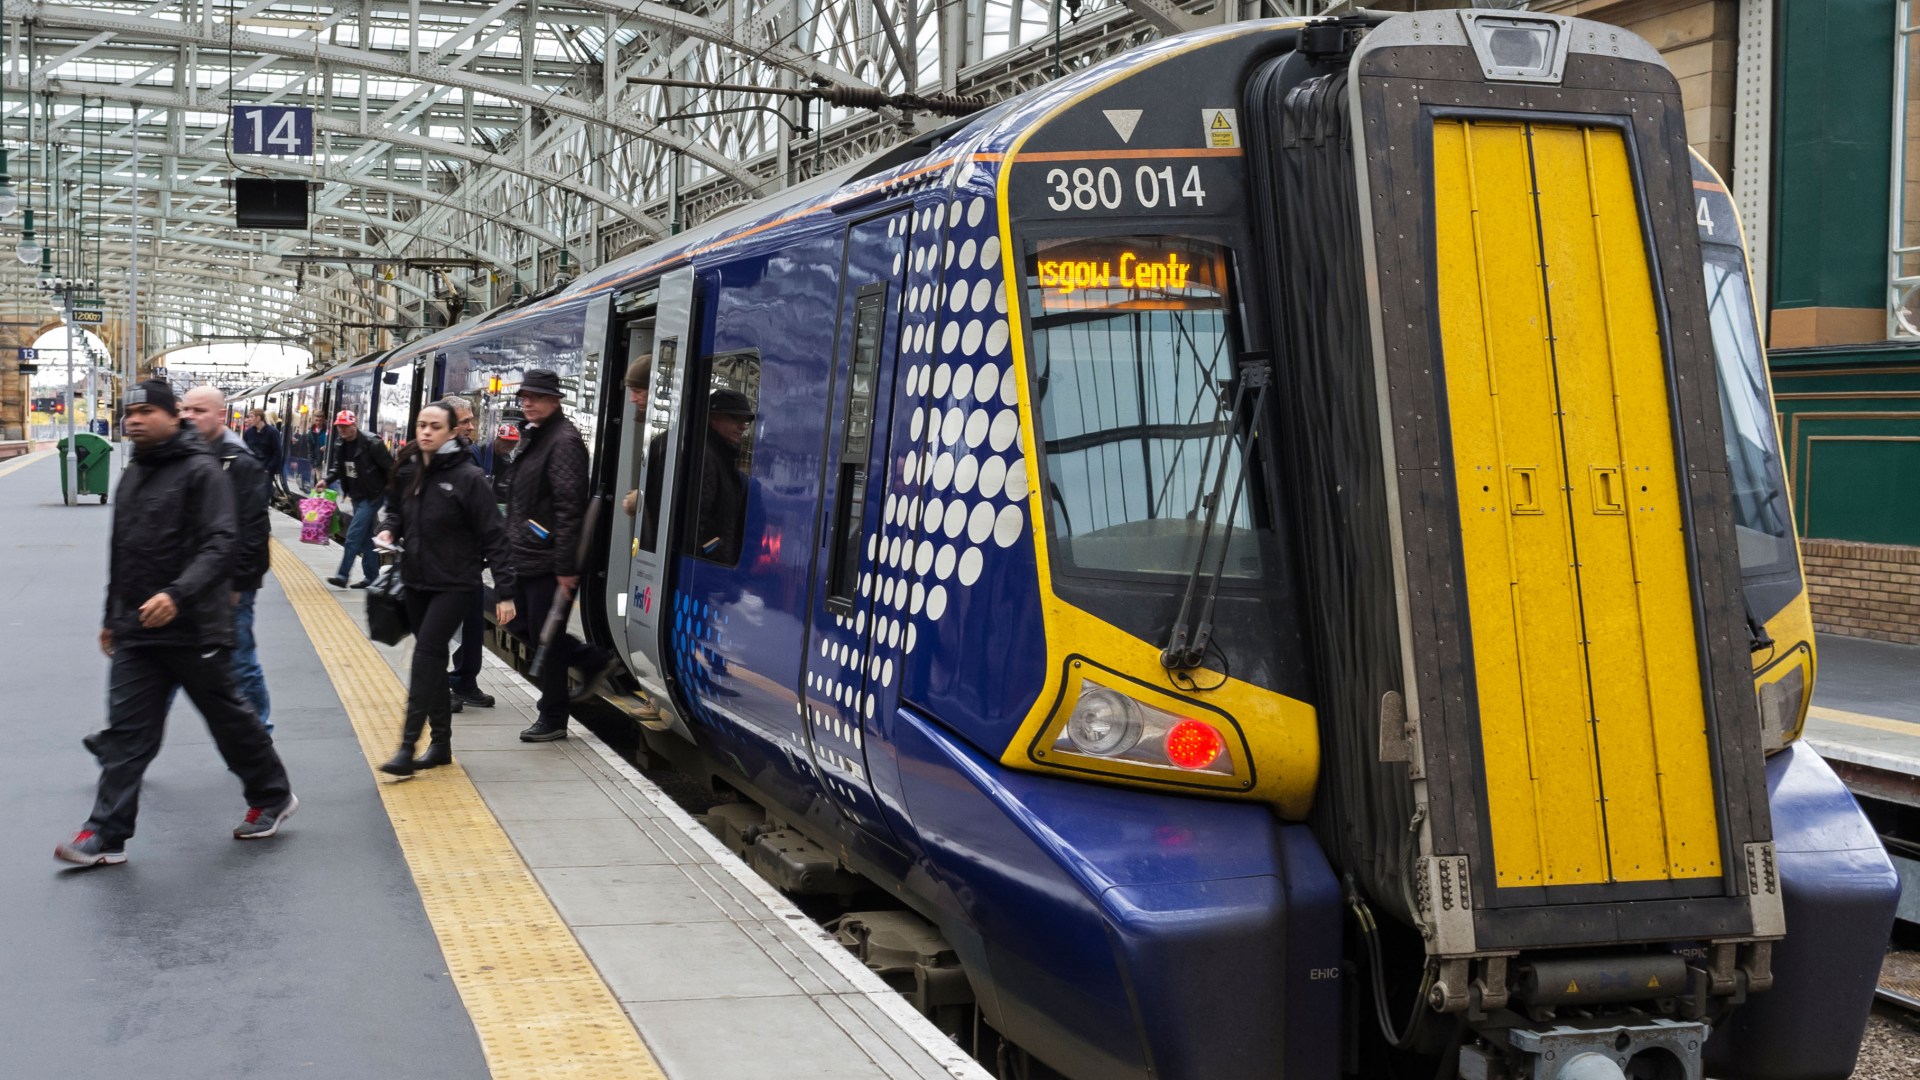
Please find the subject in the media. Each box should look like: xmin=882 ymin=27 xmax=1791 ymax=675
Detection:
xmin=504 ymin=369 xmax=619 ymax=741
xmin=56 ymin=380 xmax=297 ymax=866
xmin=695 ymin=389 xmax=757 ymax=566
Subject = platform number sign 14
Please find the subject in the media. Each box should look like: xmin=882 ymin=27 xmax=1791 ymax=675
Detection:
xmin=231 ymin=106 xmax=313 ymax=156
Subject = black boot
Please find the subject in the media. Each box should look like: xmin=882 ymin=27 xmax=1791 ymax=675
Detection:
xmin=414 ymin=711 xmax=452 ymax=770
xmin=380 ymin=717 xmax=425 ymax=778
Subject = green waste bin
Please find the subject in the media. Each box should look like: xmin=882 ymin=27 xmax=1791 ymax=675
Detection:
xmin=56 ymin=432 xmax=112 ymax=505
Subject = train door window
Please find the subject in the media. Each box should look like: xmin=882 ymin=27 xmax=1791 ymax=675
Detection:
xmin=825 ymin=285 xmax=888 ymax=611
xmin=683 ymin=350 xmax=762 ymax=566
xmin=623 ymin=309 xmax=659 ymax=546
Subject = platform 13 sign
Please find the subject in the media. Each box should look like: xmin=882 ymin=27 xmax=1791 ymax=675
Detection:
xmin=231 ymin=106 xmax=313 ymax=156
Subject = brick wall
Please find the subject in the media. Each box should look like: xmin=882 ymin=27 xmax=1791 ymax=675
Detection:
xmin=1802 ymin=538 xmax=1920 ymax=646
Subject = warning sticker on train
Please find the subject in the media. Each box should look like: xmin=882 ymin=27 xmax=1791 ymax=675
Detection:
xmin=1203 ymin=108 xmax=1240 ymax=149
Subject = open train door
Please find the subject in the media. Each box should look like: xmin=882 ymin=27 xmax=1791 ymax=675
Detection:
xmin=621 ymin=264 xmax=700 ymax=741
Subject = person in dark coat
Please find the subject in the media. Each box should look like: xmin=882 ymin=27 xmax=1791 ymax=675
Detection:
xmin=441 ymin=396 xmax=495 ymax=712
xmin=503 ymin=368 xmax=618 ymax=742
xmin=181 ymin=386 xmax=275 ymax=732
xmin=243 ymin=408 xmax=285 ymax=494
xmin=695 ymin=389 xmax=756 ymax=566
xmin=374 ymin=402 xmax=518 ymax=777
xmin=56 ymin=380 xmax=297 ymax=867
xmin=324 ymin=409 xmax=393 ymax=588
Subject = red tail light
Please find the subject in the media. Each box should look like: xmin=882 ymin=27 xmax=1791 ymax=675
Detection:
xmin=1165 ymin=719 xmax=1225 ymax=770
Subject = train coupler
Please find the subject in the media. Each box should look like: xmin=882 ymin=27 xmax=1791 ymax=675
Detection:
xmin=1459 ymin=1017 xmax=1709 ymax=1080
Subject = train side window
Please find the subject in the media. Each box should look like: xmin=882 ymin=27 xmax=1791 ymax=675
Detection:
xmin=825 ymin=284 xmax=887 ymax=612
xmin=685 ymin=350 xmax=762 ymax=566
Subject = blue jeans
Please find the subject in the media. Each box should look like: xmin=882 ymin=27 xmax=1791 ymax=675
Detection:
xmin=232 ymin=590 xmax=271 ymax=733
xmin=336 ymin=495 xmax=385 ymax=580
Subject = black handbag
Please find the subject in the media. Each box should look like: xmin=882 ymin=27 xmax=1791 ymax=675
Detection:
xmin=364 ymin=564 xmax=412 ymax=645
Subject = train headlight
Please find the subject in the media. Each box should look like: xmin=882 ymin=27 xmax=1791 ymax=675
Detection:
xmin=1050 ymin=679 xmax=1235 ymax=777
xmin=1064 ymin=685 xmax=1143 ymax=756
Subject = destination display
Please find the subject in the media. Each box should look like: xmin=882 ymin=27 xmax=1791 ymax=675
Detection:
xmin=1027 ymin=236 xmax=1229 ymax=313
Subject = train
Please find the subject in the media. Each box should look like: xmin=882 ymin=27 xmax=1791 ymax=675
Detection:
xmin=229 ymin=13 xmax=1900 ymax=1080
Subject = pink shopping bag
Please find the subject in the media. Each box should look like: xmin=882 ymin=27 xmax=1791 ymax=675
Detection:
xmin=299 ymin=495 xmax=337 ymax=545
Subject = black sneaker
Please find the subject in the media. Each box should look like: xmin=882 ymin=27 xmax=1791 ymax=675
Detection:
xmin=569 ymin=655 xmax=622 ymax=704
xmin=82 ymin=731 xmax=104 ymax=758
xmin=451 ymin=687 xmax=495 ymax=708
xmin=55 ymin=829 xmax=126 ymax=866
xmin=519 ymin=720 xmax=568 ymax=742
xmin=233 ymin=794 xmax=299 ymax=839
xmin=349 ymin=579 xmax=373 ymax=590
xmin=325 ymin=575 xmax=349 ymax=588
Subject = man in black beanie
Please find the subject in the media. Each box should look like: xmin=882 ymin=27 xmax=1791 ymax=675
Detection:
xmin=55 ymin=380 xmax=297 ymax=866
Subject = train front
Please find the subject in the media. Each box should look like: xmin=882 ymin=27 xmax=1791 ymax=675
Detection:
xmin=919 ymin=11 xmax=1900 ymax=1080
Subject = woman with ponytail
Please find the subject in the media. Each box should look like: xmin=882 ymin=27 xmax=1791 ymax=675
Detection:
xmin=373 ymin=401 xmax=516 ymax=777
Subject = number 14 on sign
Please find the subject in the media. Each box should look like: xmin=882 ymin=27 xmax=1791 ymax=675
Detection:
xmin=230 ymin=106 xmax=312 ymax=156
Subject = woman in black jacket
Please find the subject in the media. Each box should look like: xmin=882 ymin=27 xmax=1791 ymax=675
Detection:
xmin=373 ymin=402 xmax=517 ymax=777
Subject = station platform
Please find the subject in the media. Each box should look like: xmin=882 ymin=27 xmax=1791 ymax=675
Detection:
xmin=1805 ymin=634 xmax=1920 ymax=792
xmin=0 ymin=448 xmax=985 ymax=1080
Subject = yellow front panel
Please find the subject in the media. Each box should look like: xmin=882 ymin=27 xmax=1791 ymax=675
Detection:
xmin=1434 ymin=120 xmax=1722 ymax=889
xmin=1433 ymin=119 xmax=1609 ymax=888
xmin=1531 ymin=126 xmax=1721 ymax=881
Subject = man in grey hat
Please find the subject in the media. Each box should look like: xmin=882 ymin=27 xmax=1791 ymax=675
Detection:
xmin=504 ymin=369 xmax=619 ymax=741
xmin=56 ymin=380 xmax=297 ymax=866
xmin=695 ymin=389 xmax=757 ymax=566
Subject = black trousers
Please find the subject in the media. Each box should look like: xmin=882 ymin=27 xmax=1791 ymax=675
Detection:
xmin=448 ymin=588 xmax=485 ymax=692
xmin=89 ymin=645 xmax=292 ymax=846
xmin=402 ymin=589 xmax=472 ymax=745
xmin=511 ymin=574 xmax=606 ymax=726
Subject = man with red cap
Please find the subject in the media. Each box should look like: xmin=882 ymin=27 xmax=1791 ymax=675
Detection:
xmin=323 ymin=408 xmax=394 ymax=588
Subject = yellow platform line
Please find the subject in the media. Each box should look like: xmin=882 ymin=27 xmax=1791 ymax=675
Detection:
xmin=0 ymin=448 xmax=53 ymax=480
xmin=271 ymin=539 xmax=666 ymax=1080
xmin=1807 ymin=704 xmax=1920 ymax=738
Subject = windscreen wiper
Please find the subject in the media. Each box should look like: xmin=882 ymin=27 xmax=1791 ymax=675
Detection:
xmin=1161 ymin=357 xmax=1271 ymax=673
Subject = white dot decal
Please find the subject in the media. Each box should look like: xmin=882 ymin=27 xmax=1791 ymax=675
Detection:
xmin=936 ymin=543 xmax=957 ymax=579
xmin=981 ymin=235 xmax=1001 ymax=270
xmin=967 ymin=198 xmax=987 ymax=228
xmin=882 ymin=660 xmax=894 ymax=687
xmin=861 ymin=572 xmax=873 ymax=597
xmin=932 ymin=364 xmax=952 ymax=399
xmin=1006 ymin=459 xmax=1030 ymax=501
xmin=909 ymin=410 xmax=924 ymax=440
xmin=867 ymin=533 xmax=879 ymax=560
xmin=888 ymin=219 xmax=898 ymax=238
xmin=958 ymin=546 xmax=984 ymax=585
xmin=967 ymin=502 xmax=996 ymax=544
xmin=892 ymin=253 xmax=902 ymax=276
xmin=961 ymin=320 xmax=983 ymax=356
xmin=944 ymin=240 xmax=955 ymax=268
xmin=924 ymin=497 xmax=944 ymax=530
xmin=882 ymin=577 xmax=896 ymax=605
xmin=974 ymin=364 xmax=999 ymax=403
xmin=989 ymin=410 xmax=1019 ymax=453
xmin=950 ymin=200 xmax=963 ymax=226
xmin=978 ymin=456 xmax=1008 ymax=498
xmin=985 ymin=320 xmax=1009 ymax=357
xmin=949 ymin=285 xmax=968 ymax=314
xmin=971 ymin=279 xmax=993 ymax=313
xmin=888 ymin=621 xmax=901 ymax=648
xmin=901 ymin=450 xmax=918 ymax=483
xmin=941 ymin=409 xmax=965 ymax=446
xmin=959 ymin=238 xmax=977 ymax=269
xmin=994 ymin=281 xmax=1008 ymax=314
xmin=865 ymin=695 xmax=876 ymax=719
xmin=889 ymin=536 xmax=904 ymax=566
xmin=994 ymin=505 xmax=1024 ymax=547
xmin=910 ymin=582 xmax=925 ymax=614
xmin=927 ymin=585 xmax=949 ymax=620
xmin=942 ymin=501 xmax=967 ymax=538
xmin=932 ymin=452 xmax=956 ymax=491
xmin=954 ymin=454 xmax=979 ymax=494
xmin=915 ymin=540 xmax=935 ymax=575
xmin=1001 ymin=370 xmax=1019 ymax=407
xmin=964 ymin=409 xmax=990 ymax=449
xmin=906 ymin=624 xmax=919 ymax=653
xmin=942 ymin=322 xmax=961 ymax=354
xmin=952 ymin=364 xmax=975 ymax=401
xmin=856 ymin=610 xmax=867 ymax=635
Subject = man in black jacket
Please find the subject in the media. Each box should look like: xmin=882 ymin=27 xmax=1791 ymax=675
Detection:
xmin=324 ymin=409 xmax=394 ymax=588
xmin=442 ymin=396 xmax=495 ymax=711
xmin=182 ymin=386 xmax=275 ymax=732
xmin=56 ymin=380 xmax=297 ymax=867
xmin=504 ymin=369 xmax=617 ymax=741
xmin=243 ymin=408 xmax=284 ymax=495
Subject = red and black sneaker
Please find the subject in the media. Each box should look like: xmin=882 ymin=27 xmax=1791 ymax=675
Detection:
xmin=54 ymin=829 xmax=126 ymax=866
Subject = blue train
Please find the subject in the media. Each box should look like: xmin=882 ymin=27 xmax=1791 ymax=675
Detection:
xmin=236 ymin=14 xmax=1900 ymax=1079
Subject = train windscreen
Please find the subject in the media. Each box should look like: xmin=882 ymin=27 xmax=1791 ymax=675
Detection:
xmin=1702 ymin=248 xmax=1797 ymax=587
xmin=1022 ymin=235 xmax=1277 ymax=581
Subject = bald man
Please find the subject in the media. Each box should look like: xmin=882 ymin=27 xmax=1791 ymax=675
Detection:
xmin=180 ymin=386 xmax=275 ymax=731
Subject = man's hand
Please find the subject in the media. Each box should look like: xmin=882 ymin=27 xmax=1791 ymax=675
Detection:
xmin=622 ymin=489 xmax=638 ymax=517
xmin=496 ymin=599 xmax=517 ymax=625
xmin=231 ymin=591 xmax=242 ymax=606
xmin=556 ymin=575 xmax=579 ymax=596
xmin=374 ymin=530 xmax=394 ymax=549
xmin=138 ymin=593 xmax=178 ymax=628
xmin=99 ymin=628 xmax=113 ymax=656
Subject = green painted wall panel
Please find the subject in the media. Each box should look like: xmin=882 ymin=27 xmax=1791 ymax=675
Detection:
xmin=1769 ymin=344 xmax=1920 ymax=545
xmin=1802 ymin=438 xmax=1920 ymax=543
xmin=1772 ymin=0 xmax=1897 ymax=311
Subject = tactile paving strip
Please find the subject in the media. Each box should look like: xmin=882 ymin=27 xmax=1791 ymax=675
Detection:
xmin=272 ymin=540 xmax=666 ymax=1080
